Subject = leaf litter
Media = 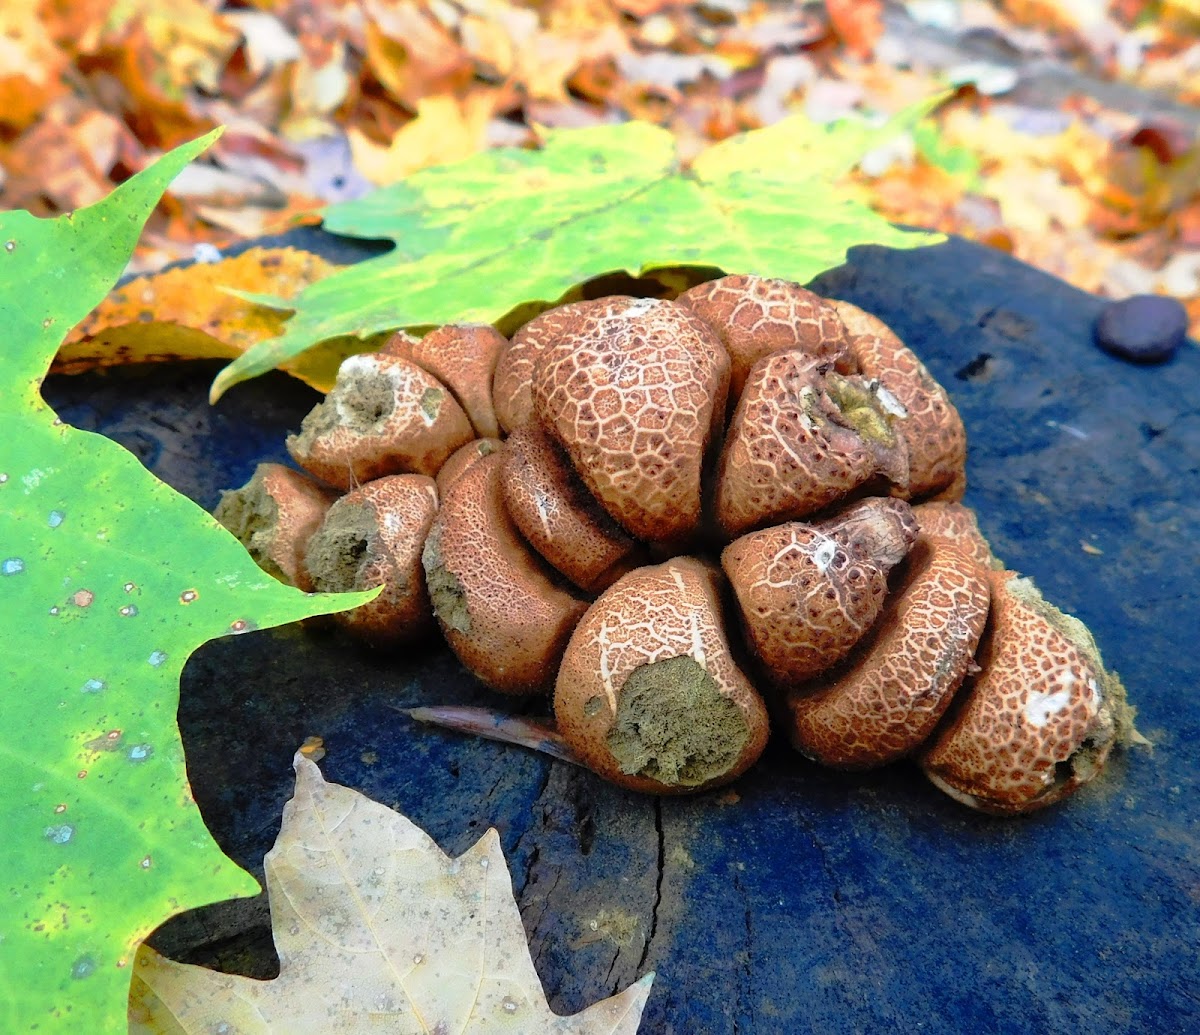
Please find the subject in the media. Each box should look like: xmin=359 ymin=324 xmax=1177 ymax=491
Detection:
xmin=2 ymin=0 xmax=1196 ymax=337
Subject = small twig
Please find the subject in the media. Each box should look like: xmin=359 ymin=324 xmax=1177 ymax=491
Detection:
xmin=396 ymin=705 xmax=584 ymax=767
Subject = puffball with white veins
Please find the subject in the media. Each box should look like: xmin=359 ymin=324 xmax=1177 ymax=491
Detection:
xmin=218 ymin=279 xmax=1138 ymax=812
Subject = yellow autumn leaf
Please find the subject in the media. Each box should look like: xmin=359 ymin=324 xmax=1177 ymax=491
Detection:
xmin=128 ymin=755 xmax=653 ymax=1033
xmin=60 ymin=246 xmax=365 ymax=394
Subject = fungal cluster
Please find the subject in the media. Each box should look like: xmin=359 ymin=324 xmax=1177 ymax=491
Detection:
xmin=216 ymin=275 xmax=1136 ymax=815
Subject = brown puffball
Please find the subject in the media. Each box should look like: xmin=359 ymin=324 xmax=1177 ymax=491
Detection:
xmin=714 ymin=350 xmax=908 ymax=538
xmin=785 ymin=536 xmax=991 ymax=769
xmin=304 ymin=474 xmax=439 ymax=648
xmin=913 ymin=500 xmax=1000 ymax=570
xmin=214 ymin=463 xmax=339 ymax=591
xmin=722 ymin=499 xmax=920 ymax=686
xmin=500 ymin=422 xmax=642 ymax=592
xmin=532 ymin=296 xmax=730 ymax=545
xmin=492 ymin=300 xmax=615 ymax=434
xmin=919 ymin=570 xmax=1135 ymax=814
xmin=554 ymin=557 xmax=769 ymax=794
xmin=422 ymin=452 xmax=588 ymax=695
xmin=382 ymin=323 xmax=506 ymax=439
xmin=678 ymin=273 xmax=852 ymax=401
xmin=287 ymin=352 xmax=474 ymax=490
xmin=436 ymin=438 xmax=502 ymax=496
xmin=832 ymin=300 xmax=967 ymax=501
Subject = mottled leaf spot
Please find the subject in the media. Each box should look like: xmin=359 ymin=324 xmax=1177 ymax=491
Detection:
xmin=126 ymin=743 xmax=152 ymax=763
xmin=85 ymin=730 xmax=124 ymax=753
xmin=147 ymin=650 xmax=167 ymax=667
xmin=80 ymin=678 xmax=106 ymax=694
xmin=44 ymin=824 xmax=75 ymax=845
xmin=179 ymin=589 xmax=198 ymax=604
xmin=72 ymin=589 xmax=94 ymax=608
xmin=2 ymin=558 xmax=25 ymax=576
xmin=70 ymin=955 xmax=97 ymax=980
xmin=140 ymin=855 xmax=152 ymax=870
xmin=123 ymin=581 xmax=136 ymax=593
xmin=47 ymin=510 xmax=64 ymax=528
xmin=119 ymin=604 xmax=138 ymax=617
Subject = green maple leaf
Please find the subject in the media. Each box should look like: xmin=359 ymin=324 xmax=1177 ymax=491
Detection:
xmin=0 ymin=132 xmax=374 ymax=1032
xmin=209 ymin=101 xmax=945 ymax=402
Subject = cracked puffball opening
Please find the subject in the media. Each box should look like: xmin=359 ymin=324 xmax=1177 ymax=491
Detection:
xmin=825 ymin=373 xmax=897 ymax=449
xmin=606 ymin=655 xmax=750 ymax=787
xmin=305 ymin=503 xmax=375 ymax=592
xmin=420 ymin=386 xmax=443 ymax=423
xmin=214 ymin=471 xmax=282 ymax=578
xmin=291 ymin=371 xmax=398 ymax=455
xmin=421 ymin=526 xmax=471 ymax=634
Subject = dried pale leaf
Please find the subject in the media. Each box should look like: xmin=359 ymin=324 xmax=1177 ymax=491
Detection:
xmin=60 ymin=247 xmax=358 ymax=393
xmin=128 ymin=755 xmax=653 ymax=1034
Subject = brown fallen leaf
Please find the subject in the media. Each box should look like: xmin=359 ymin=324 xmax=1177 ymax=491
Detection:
xmin=60 ymin=247 xmax=362 ymax=393
xmin=128 ymin=754 xmax=653 ymax=1033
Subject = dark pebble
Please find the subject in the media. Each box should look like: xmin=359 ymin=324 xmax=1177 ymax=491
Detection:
xmin=1094 ymin=294 xmax=1188 ymax=364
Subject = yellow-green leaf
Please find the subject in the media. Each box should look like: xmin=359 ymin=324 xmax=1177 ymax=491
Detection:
xmin=0 ymin=133 xmax=376 ymax=1033
xmin=210 ymin=101 xmax=945 ymax=402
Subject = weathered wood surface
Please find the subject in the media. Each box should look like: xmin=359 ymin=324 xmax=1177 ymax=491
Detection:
xmin=44 ymin=233 xmax=1199 ymax=1033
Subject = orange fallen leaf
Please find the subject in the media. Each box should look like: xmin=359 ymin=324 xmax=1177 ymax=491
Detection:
xmin=0 ymin=6 xmax=70 ymax=133
xmin=363 ymin=0 xmax=473 ymax=109
xmin=825 ymin=0 xmax=884 ymax=60
xmin=60 ymin=247 xmax=364 ymax=393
